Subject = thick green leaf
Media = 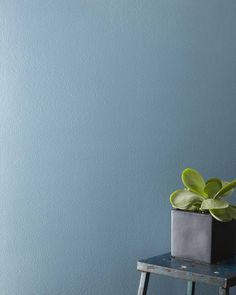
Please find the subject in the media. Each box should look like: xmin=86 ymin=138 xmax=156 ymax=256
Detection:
xmin=214 ymin=180 xmax=236 ymax=199
xmin=228 ymin=205 xmax=236 ymax=219
xmin=170 ymin=189 xmax=204 ymax=210
xmin=187 ymin=204 xmax=201 ymax=212
xmin=200 ymin=199 xmax=229 ymax=210
xmin=221 ymin=181 xmax=234 ymax=196
xmin=204 ymin=178 xmax=222 ymax=198
xmin=181 ymin=168 xmax=206 ymax=195
xmin=206 ymin=178 xmax=222 ymax=185
xmin=209 ymin=208 xmax=232 ymax=222
xmin=192 ymin=206 xmax=201 ymax=212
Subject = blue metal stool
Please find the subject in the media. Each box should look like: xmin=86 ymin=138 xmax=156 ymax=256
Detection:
xmin=137 ymin=253 xmax=236 ymax=294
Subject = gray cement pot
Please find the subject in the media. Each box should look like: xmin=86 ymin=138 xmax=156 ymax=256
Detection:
xmin=171 ymin=209 xmax=236 ymax=263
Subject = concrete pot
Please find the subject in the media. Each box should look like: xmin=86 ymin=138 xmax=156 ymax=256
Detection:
xmin=171 ymin=209 xmax=236 ymax=263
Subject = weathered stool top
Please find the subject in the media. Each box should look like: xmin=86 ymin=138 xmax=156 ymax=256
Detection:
xmin=137 ymin=252 xmax=236 ymax=288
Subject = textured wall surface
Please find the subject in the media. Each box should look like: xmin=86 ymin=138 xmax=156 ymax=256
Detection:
xmin=1 ymin=1 xmax=236 ymax=294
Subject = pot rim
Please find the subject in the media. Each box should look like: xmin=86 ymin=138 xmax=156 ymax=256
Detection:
xmin=171 ymin=208 xmax=210 ymax=216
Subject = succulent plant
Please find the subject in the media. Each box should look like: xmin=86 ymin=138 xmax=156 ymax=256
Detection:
xmin=170 ymin=168 xmax=236 ymax=222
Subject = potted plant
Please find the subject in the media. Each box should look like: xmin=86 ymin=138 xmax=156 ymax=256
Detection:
xmin=170 ymin=168 xmax=236 ymax=263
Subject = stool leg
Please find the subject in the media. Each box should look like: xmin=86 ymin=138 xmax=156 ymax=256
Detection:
xmin=137 ymin=272 xmax=150 ymax=295
xmin=187 ymin=281 xmax=195 ymax=295
xmin=219 ymin=287 xmax=229 ymax=295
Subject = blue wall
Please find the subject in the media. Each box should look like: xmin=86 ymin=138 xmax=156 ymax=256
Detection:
xmin=1 ymin=1 xmax=236 ymax=294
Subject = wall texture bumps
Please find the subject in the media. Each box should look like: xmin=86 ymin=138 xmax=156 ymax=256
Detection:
xmin=1 ymin=1 xmax=236 ymax=294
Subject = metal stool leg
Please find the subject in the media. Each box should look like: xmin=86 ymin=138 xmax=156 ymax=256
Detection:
xmin=219 ymin=287 xmax=229 ymax=295
xmin=187 ymin=281 xmax=195 ymax=295
xmin=137 ymin=271 xmax=150 ymax=295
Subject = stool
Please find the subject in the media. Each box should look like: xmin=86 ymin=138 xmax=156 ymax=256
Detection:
xmin=137 ymin=253 xmax=236 ymax=294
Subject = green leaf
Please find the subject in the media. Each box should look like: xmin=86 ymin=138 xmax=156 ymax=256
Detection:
xmin=200 ymin=199 xmax=229 ymax=210
xmin=181 ymin=168 xmax=205 ymax=195
xmin=209 ymin=205 xmax=236 ymax=222
xmin=206 ymin=178 xmax=222 ymax=185
xmin=170 ymin=189 xmax=204 ymax=210
xmin=186 ymin=204 xmax=201 ymax=212
xmin=228 ymin=205 xmax=236 ymax=219
xmin=221 ymin=181 xmax=234 ymax=196
xmin=204 ymin=178 xmax=222 ymax=198
xmin=214 ymin=180 xmax=236 ymax=199
xmin=209 ymin=208 xmax=232 ymax=222
xmin=191 ymin=206 xmax=201 ymax=212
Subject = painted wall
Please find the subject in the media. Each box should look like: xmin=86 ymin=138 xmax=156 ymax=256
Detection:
xmin=1 ymin=1 xmax=236 ymax=294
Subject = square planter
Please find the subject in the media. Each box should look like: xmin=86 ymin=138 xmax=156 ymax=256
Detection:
xmin=171 ymin=209 xmax=236 ymax=263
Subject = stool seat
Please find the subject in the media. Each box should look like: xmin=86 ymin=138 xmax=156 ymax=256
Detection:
xmin=137 ymin=253 xmax=236 ymax=295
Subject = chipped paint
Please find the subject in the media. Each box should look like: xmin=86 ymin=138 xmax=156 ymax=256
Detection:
xmin=137 ymin=252 xmax=236 ymax=288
